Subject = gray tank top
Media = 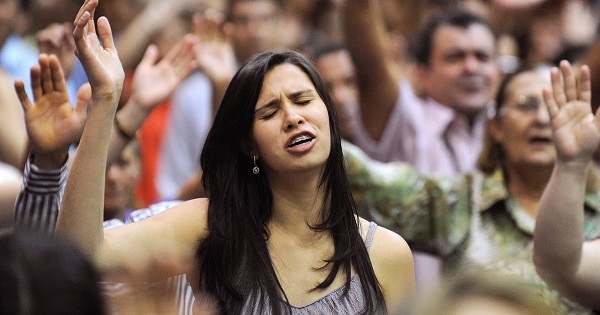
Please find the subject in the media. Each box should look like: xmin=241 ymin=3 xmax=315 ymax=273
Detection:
xmin=242 ymin=222 xmax=379 ymax=315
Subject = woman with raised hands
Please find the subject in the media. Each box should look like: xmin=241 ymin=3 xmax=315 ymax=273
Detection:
xmin=533 ymin=60 xmax=600 ymax=310
xmin=55 ymin=1 xmax=415 ymax=314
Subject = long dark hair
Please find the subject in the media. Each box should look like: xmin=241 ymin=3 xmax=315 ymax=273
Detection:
xmin=198 ymin=50 xmax=386 ymax=314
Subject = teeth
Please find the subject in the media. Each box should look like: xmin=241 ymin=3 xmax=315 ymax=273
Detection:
xmin=289 ymin=135 xmax=312 ymax=147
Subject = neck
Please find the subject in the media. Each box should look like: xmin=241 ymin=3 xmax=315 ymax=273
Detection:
xmin=267 ymin=169 xmax=328 ymax=239
xmin=504 ymin=164 xmax=552 ymax=217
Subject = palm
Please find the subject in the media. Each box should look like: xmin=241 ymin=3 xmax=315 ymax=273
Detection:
xmin=544 ymin=61 xmax=600 ymax=164
xmin=25 ymin=91 xmax=86 ymax=155
xmin=196 ymin=40 xmax=237 ymax=84
xmin=193 ymin=11 xmax=237 ymax=84
xmin=551 ymin=100 xmax=600 ymax=162
xmin=14 ymin=55 xmax=89 ymax=157
xmin=131 ymin=36 xmax=197 ymax=110
xmin=73 ymin=1 xmax=124 ymax=103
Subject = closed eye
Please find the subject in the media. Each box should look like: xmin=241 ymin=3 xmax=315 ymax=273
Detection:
xmin=261 ymin=109 xmax=278 ymax=119
xmin=296 ymin=99 xmax=312 ymax=105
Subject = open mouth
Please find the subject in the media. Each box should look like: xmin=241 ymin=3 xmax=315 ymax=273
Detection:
xmin=529 ymin=136 xmax=552 ymax=145
xmin=288 ymin=134 xmax=315 ymax=147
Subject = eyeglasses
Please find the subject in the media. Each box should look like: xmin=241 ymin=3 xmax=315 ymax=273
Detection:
xmin=498 ymin=95 xmax=542 ymax=117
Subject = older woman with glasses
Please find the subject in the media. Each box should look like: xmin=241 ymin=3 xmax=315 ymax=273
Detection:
xmin=342 ymin=62 xmax=600 ymax=315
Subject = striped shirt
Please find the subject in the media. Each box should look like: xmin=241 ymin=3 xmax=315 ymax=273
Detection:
xmin=14 ymin=156 xmax=196 ymax=314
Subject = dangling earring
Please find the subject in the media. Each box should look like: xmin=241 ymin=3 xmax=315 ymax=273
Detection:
xmin=252 ymin=155 xmax=260 ymax=174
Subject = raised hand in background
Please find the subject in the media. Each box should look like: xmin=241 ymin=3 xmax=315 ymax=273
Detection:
xmin=14 ymin=54 xmax=89 ymax=169
xmin=36 ymin=23 xmax=77 ymax=78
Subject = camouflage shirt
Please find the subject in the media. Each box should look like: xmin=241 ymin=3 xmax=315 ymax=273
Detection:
xmin=343 ymin=141 xmax=600 ymax=314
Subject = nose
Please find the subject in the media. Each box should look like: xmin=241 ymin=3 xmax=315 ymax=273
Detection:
xmin=463 ymin=55 xmax=480 ymax=73
xmin=283 ymin=105 xmax=305 ymax=131
xmin=106 ymin=165 xmax=119 ymax=182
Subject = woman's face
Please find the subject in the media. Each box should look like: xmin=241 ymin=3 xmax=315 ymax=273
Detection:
xmin=251 ymin=63 xmax=331 ymax=176
xmin=492 ymin=71 xmax=554 ymax=168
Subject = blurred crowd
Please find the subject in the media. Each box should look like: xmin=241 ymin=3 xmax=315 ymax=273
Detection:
xmin=1 ymin=0 xmax=600 ymax=314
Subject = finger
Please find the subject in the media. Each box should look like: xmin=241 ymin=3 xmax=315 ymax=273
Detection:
xmin=30 ymin=63 xmax=42 ymax=102
xmin=13 ymin=80 xmax=33 ymax=112
xmin=560 ymin=60 xmax=577 ymax=102
xmin=578 ymin=64 xmax=591 ymax=104
xmin=48 ymin=55 xmax=67 ymax=92
xmin=39 ymin=54 xmax=54 ymax=94
xmin=550 ymin=66 xmax=567 ymax=108
xmin=72 ymin=0 xmax=98 ymax=53
xmin=75 ymin=83 xmax=91 ymax=120
xmin=73 ymin=0 xmax=91 ymax=24
xmin=542 ymin=87 xmax=559 ymax=119
xmin=172 ymin=35 xmax=198 ymax=79
xmin=139 ymin=44 xmax=160 ymax=69
xmin=97 ymin=17 xmax=116 ymax=53
xmin=73 ymin=10 xmax=91 ymax=55
xmin=87 ymin=3 xmax=96 ymax=37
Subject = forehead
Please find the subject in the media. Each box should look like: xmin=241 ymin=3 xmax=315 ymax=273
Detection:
xmin=505 ymin=72 xmax=549 ymax=97
xmin=257 ymin=64 xmax=315 ymax=102
xmin=231 ymin=0 xmax=279 ymax=17
xmin=431 ymin=24 xmax=496 ymax=55
xmin=315 ymin=50 xmax=355 ymax=80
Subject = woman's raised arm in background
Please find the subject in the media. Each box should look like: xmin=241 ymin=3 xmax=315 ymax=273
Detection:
xmin=534 ymin=60 xmax=600 ymax=309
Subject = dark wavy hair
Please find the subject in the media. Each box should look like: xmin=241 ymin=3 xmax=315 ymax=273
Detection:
xmin=0 ymin=232 xmax=105 ymax=315
xmin=198 ymin=50 xmax=386 ymax=314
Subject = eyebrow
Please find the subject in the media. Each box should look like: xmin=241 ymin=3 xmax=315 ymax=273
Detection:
xmin=254 ymin=89 xmax=314 ymax=114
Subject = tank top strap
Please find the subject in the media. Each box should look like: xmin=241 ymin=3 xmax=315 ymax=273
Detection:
xmin=364 ymin=221 xmax=378 ymax=251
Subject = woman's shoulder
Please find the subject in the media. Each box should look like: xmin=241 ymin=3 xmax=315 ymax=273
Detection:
xmin=358 ymin=217 xmax=415 ymax=310
xmin=357 ymin=217 xmax=412 ymax=268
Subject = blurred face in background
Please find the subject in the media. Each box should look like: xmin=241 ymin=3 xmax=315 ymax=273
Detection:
xmin=315 ymin=49 xmax=359 ymax=141
xmin=227 ymin=0 xmax=281 ymax=63
xmin=104 ymin=142 xmax=141 ymax=221
xmin=418 ymin=23 xmax=500 ymax=118
xmin=490 ymin=71 xmax=554 ymax=169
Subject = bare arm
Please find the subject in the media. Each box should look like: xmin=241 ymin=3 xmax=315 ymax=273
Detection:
xmin=534 ymin=60 xmax=600 ymax=308
xmin=342 ymin=0 xmax=399 ymax=140
xmin=58 ymin=0 xmax=207 ymax=281
xmin=0 ymin=71 xmax=27 ymax=170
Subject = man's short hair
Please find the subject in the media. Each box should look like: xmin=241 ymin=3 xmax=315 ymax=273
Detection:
xmin=412 ymin=8 xmax=496 ymax=66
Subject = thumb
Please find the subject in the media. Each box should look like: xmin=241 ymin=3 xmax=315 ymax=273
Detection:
xmin=75 ymin=83 xmax=92 ymax=119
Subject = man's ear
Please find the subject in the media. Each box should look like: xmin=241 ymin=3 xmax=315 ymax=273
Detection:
xmin=487 ymin=117 xmax=503 ymax=143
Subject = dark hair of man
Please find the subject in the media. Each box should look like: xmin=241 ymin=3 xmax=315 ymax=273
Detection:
xmin=311 ymin=42 xmax=347 ymax=62
xmin=225 ymin=0 xmax=284 ymax=21
xmin=198 ymin=50 xmax=386 ymax=314
xmin=0 ymin=232 xmax=105 ymax=315
xmin=413 ymin=7 xmax=496 ymax=67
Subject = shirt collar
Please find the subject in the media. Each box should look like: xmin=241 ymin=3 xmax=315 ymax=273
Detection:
xmin=422 ymin=98 xmax=489 ymax=138
xmin=478 ymin=168 xmax=600 ymax=235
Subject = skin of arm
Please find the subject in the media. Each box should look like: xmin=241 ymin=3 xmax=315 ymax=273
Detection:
xmin=0 ymin=180 xmax=21 ymax=227
xmin=343 ymin=0 xmax=400 ymax=141
xmin=0 ymin=71 xmax=28 ymax=170
xmin=534 ymin=60 xmax=600 ymax=308
xmin=57 ymin=0 xmax=209 ymax=283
